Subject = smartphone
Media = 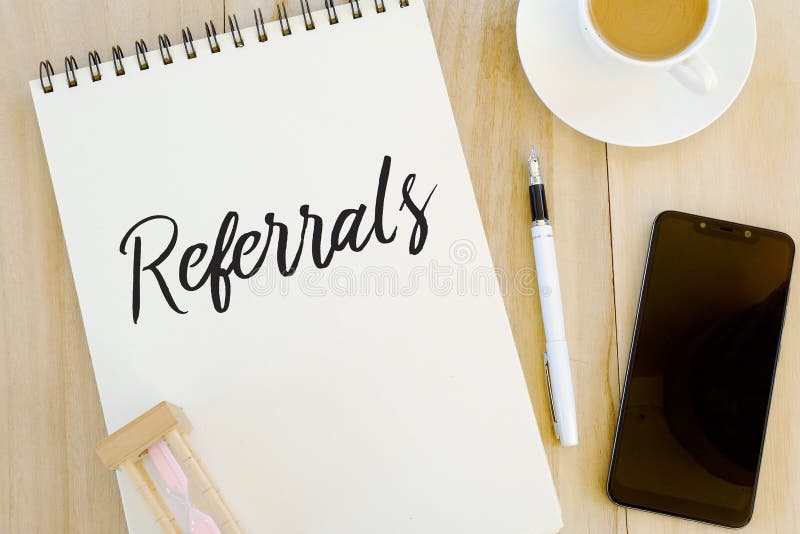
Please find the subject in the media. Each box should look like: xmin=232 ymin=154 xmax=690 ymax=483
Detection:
xmin=607 ymin=211 xmax=795 ymax=528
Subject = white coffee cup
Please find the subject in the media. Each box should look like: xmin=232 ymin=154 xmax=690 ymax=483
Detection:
xmin=578 ymin=0 xmax=720 ymax=95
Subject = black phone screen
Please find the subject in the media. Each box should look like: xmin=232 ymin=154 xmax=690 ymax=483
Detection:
xmin=608 ymin=211 xmax=794 ymax=527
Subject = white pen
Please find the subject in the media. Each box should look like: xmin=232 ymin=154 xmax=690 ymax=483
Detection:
xmin=527 ymin=146 xmax=578 ymax=447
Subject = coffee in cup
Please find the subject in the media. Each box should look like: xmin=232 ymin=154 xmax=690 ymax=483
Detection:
xmin=579 ymin=0 xmax=720 ymax=94
xmin=589 ymin=0 xmax=709 ymax=61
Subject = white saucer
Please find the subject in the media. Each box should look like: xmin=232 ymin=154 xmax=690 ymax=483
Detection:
xmin=516 ymin=0 xmax=756 ymax=147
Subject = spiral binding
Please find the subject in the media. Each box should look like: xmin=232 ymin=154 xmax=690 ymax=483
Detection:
xmin=255 ymin=8 xmax=268 ymax=41
xmin=135 ymin=39 xmax=149 ymax=70
xmin=112 ymin=45 xmax=125 ymax=75
xmin=158 ymin=35 xmax=173 ymax=64
xmin=229 ymin=15 xmax=245 ymax=47
xmin=88 ymin=51 xmax=102 ymax=81
xmin=278 ymin=4 xmax=292 ymax=36
xmin=38 ymin=0 xmax=410 ymax=93
xmin=39 ymin=60 xmax=54 ymax=93
xmin=205 ymin=20 xmax=221 ymax=53
xmin=349 ymin=0 xmax=362 ymax=19
xmin=301 ymin=0 xmax=315 ymax=31
xmin=182 ymin=28 xmax=197 ymax=59
xmin=65 ymin=55 xmax=78 ymax=87
xmin=324 ymin=0 xmax=339 ymax=25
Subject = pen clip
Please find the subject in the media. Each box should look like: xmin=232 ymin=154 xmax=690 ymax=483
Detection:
xmin=543 ymin=352 xmax=560 ymax=441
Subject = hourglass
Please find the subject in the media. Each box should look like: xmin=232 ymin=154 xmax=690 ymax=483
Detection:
xmin=96 ymin=402 xmax=241 ymax=534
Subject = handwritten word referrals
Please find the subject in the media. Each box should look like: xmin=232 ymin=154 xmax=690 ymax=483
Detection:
xmin=119 ymin=156 xmax=437 ymax=323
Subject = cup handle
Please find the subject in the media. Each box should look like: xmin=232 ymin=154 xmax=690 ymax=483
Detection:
xmin=669 ymin=54 xmax=718 ymax=95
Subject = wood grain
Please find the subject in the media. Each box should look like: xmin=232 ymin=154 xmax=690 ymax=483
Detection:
xmin=221 ymin=1 xmax=620 ymax=531
xmin=422 ymin=3 xmax=622 ymax=533
xmin=1 ymin=0 xmax=795 ymax=532
xmin=0 ymin=1 xmax=221 ymax=533
xmin=607 ymin=1 xmax=800 ymax=532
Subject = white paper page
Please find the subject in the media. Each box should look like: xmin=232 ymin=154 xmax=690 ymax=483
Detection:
xmin=30 ymin=2 xmax=561 ymax=532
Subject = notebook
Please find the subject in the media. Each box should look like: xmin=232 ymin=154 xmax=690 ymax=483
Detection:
xmin=30 ymin=1 xmax=561 ymax=532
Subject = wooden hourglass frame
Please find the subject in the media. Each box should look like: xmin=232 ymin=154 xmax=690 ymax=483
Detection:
xmin=96 ymin=402 xmax=242 ymax=533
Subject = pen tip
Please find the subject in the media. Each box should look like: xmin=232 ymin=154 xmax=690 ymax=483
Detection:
xmin=528 ymin=146 xmax=542 ymax=185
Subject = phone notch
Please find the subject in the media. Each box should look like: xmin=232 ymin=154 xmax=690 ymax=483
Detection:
xmin=696 ymin=219 xmax=759 ymax=243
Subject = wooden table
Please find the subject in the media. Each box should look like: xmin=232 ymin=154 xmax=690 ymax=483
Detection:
xmin=1 ymin=0 xmax=797 ymax=532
